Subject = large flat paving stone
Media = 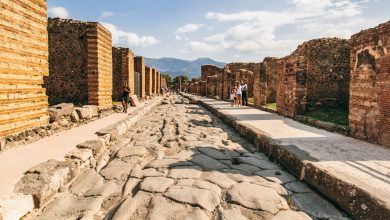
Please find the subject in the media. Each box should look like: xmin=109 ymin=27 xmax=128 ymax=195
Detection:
xmin=226 ymin=182 xmax=289 ymax=214
xmin=190 ymin=154 xmax=229 ymax=170
xmin=200 ymin=171 xmax=236 ymax=188
xmin=69 ymin=169 xmax=104 ymax=196
xmin=37 ymin=194 xmax=103 ymax=220
xmin=100 ymin=158 xmax=133 ymax=180
xmin=167 ymin=166 xmax=203 ymax=179
xmin=177 ymin=179 xmax=222 ymax=196
xmin=116 ymin=146 xmax=148 ymax=158
xmin=291 ymin=193 xmax=344 ymax=219
xmin=140 ymin=177 xmax=175 ymax=193
xmin=271 ymin=210 xmax=312 ymax=220
xmin=164 ymin=185 xmax=220 ymax=211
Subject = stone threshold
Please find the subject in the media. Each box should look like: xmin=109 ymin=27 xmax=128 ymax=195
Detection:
xmin=0 ymin=97 xmax=163 ymax=220
xmin=182 ymin=93 xmax=390 ymax=220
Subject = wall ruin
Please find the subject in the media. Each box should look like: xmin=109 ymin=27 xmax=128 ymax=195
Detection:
xmin=134 ymin=56 xmax=145 ymax=98
xmin=152 ymin=68 xmax=156 ymax=94
xmin=349 ymin=21 xmax=390 ymax=147
xmin=0 ymin=0 xmax=49 ymax=137
xmin=145 ymin=66 xmax=152 ymax=96
xmin=276 ymin=38 xmax=350 ymax=117
xmin=45 ymin=18 xmax=113 ymax=107
xmin=112 ymin=47 xmax=134 ymax=101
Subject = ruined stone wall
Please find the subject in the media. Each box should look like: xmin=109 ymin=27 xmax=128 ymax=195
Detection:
xmin=276 ymin=38 xmax=349 ymax=117
xmin=224 ymin=63 xmax=256 ymax=98
xmin=156 ymin=71 xmax=160 ymax=94
xmin=134 ymin=56 xmax=145 ymax=98
xmin=145 ymin=66 xmax=152 ymax=96
xmin=263 ymin=57 xmax=279 ymax=103
xmin=253 ymin=63 xmax=267 ymax=106
xmin=201 ymin=65 xmax=223 ymax=96
xmin=206 ymin=76 xmax=218 ymax=97
xmin=112 ymin=47 xmax=134 ymax=101
xmin=350 ymin=21 xmax=390 ymax=147
xmin=0 ymin=0 xmax=49 ymax=137
xmin=46 ymin=18 xmax=113 ymax=107
xmin=152 ymin=68 xmax=156 ymax=94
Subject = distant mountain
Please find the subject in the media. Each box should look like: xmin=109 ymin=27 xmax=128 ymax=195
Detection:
xmin=144 ymin=57 xmax=226 ymax=79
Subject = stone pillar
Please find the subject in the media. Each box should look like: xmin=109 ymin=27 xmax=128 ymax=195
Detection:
xmin=350 ymin=21 xmax=390 ymax=147
xmin=152 ymin=68 xmax=156 ymax=94
xmin=112 ymin=47 xmax=134 ymax=101
xmin=134 ymin=56 xmax=146 ymax=98
xmin=145 ymin=66 xmax=152 ymax=96
xmin=0 ymin=0 xmax=49 ymax=138
xmin=46 ymin=18 xmax=113 ymax=107
xmin=156 ymin=71 xmax=161 ymax=94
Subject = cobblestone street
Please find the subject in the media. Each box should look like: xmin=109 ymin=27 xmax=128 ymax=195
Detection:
xmin=33 ymin=96 xmax=346 ymax=220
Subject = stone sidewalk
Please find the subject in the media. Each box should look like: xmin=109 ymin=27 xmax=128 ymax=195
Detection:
xmin=183 ymin=93 xmax=390 ymax=220
xmin=0 ymin=98 xmax=160 ymax=219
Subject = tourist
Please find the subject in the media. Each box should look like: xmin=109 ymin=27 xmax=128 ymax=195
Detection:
xmin=230 ymin=86 xmax=236 ymax=107
xmin=241 ymin=81 xmax=248 ymax=106
xmin=121 ymin=82 xmax=131 ymax=113
xmin=236 ymin=81 xmax=242 ymax=106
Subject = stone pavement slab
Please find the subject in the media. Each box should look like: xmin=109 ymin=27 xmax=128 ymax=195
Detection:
xmin=183 ymin=94 xmax=390 ymax=220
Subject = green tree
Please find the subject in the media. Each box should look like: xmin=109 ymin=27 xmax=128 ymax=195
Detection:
xmin=173 ymin=74 xmax=189 ymax=89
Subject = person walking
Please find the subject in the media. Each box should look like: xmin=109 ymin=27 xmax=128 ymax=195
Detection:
xmin=121 ymin=82 xmax=131 ymax=113
xmin=241 ymin=81 xmax=248 ymax=106
xmin=230 ymin=86 xmax=237 ymax=107
xmin=235 ymin=81 xmax=242 ymax=107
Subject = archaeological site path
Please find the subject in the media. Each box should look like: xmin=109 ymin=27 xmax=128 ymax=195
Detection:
xmin=26 ymin=95 xmax=346 ymax=220
xmin=183 ymin=94 xmax=390 ymax=220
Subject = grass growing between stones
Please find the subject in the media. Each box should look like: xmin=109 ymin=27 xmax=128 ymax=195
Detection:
xmin=263 ymin=103 xmax=277 ymax=110
xmin=304 ymin=107 xmax=349 ymax=126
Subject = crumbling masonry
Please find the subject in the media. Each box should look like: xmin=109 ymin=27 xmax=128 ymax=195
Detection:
xmin=45 ymin=18 xmax=113 ymax=107
xmin=349 ymin=21 xmax=390 ymax=147
xmin=134 ymin=56 xmax=146 ymax=98
xmin=0 ymin=0 xmax=49 ymax=137
xmin=276 ymin=38 xmax=350 ymax=117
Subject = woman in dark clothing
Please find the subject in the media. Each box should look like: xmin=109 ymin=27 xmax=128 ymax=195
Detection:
xmin=122 ymin=83 xmax=131 ymax=113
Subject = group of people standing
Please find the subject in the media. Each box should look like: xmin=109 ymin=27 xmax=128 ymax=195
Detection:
xmin=230 ymin=81 xmax=248 ymax=107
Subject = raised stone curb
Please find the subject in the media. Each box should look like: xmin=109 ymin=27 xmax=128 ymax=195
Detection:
xmin=182 ymin=93 xmax=390 ymax=220
xmin=0 ymin=97 xmax=163 ymax=220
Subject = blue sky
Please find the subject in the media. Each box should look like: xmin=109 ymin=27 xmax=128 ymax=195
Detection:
xmin=47 ymin=0 xmax=390 ymax=62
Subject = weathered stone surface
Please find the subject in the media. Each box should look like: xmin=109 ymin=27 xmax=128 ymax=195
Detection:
xmin=48 ymin=103 xmax=75 ymax=122
xmin=37 ymin=194 xmax=104 ymax=220
xmin=76 ymin=139 xmax=106 ymax=157
xmin=201 ymin=171 xmax=236 ymax=188
xmin=255 ymin=170 xmax=296 ymax=184
xmin=271 ymin=210 xmax=312 ymax=220
xmin=285 ymin=181 xmax=312 ymax=193
xmin=251 ymin=178 xmax=288 ymax=196
xmin=65 ymin=148 xmax=93 ymax=162
xmin=177 ymin=179 xmax=222 ymax=196
xmin=164 ymin=185 xmax=220 ymax=211
xmin=142 ymin=168 xmax=167 ymax=177
xmin=147 ymin=158 xmax=193 ymax=168
xmin=0 ymin=194 xmax=34 ymax=220
xmin=190 ymin=154 xmax=228 ymax=170
xmin=122 ymin=178 xmax=141 ymax=196
xmin=69 ymin=169 xmax=104 ymax=196
xmin=218 ymin=205 xmax=248 ymax=220
xmin=140 ymin=177 xmax=174 ymax=193
xmin=116 ymin=146 xmax=148 ymax=158
xmin=70 ymin=110 xmax=80 ymax=122
xmin=84 ymin=180 xmax=121 ymax=198
xmin=95 ymin=150 xmax=110 ymax=172
xmin=167 ymin=166 xmax=203 ymax=179
xmin=291 ymin=193 xmax=343 ymax=219
xmin=112 ymin=191 xmax=151 ymax=220
xmin=14 ymin=160 xmax=73 ymax=208
xmin=238 ymin=157 xmax=280 ymax=170
xmin=197 ymin=147 xmax=238 ymax=160
xmin=99 ymin=159 xmax=133 ymax=180
xmin=227 ymin=182 xmax=289 ymax=214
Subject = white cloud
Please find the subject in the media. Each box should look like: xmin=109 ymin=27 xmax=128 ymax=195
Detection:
xmin=186 ymin=41 xmax=221 ymax=53
xmin=101 ymin=11 xmax=115 ymax=18
xmin=101 ymin=22 xmax=158 ymax=47
xmin=190 ymin=0 xmax=372 ymax=56
xmin=175 ymin=23 xmax=205 ymax=41
xmin=48 ymin=6 xmax=69 ymax=18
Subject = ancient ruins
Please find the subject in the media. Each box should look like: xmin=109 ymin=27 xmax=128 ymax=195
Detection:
xmin=1 ymin=1 xmax=390 ymax=220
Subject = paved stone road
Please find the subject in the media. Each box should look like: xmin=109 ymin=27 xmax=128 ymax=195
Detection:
xmin=34 ymin=95 xmax=348 ymax=220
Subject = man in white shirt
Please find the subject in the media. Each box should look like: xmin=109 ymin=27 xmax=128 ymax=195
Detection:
xmin=241 ymin=81 xmax=248 ymax=106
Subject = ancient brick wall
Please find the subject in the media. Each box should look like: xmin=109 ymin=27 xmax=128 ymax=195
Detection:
xmin=0 ymin=0 xmax=49 ymax=137
xmin=46 ymin=18 xmax=113 ymax=107
xmin=206 ymin=76 xmax=218 ymax=97
xmin=263 ymin=57 xmax=279 ymax=103
xmin=112 ymin=47 xmax=134 ymax=101
xmin=350 ymin=21 xmax=390 ymax=147
xmin=134 ymin=56 xmax=145 ymax=98
xmin=276 ymin=38 xmax=350 ymax=117
xmin=145 ymin=66 xmax=152 ymax=96
xmin=156 ymin=71 xmax=160 ymax=94
xmin=253 ymin=63 xmax=267 ymax=106
xmin=223 ymin=63 xmax=256 ymax=99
